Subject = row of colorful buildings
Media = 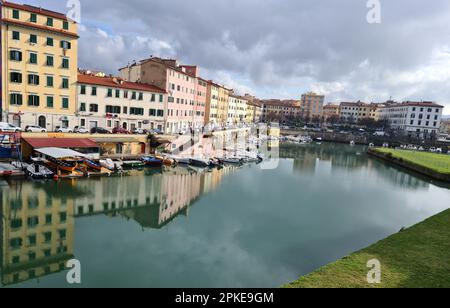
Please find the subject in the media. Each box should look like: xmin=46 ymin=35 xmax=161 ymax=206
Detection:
xmin=0 ymin=1 xmax=445 ymax=137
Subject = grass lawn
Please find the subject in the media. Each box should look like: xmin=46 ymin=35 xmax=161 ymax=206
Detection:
xmin=284 ymin=209 xmax=450 ymax=288
xmin=374 ymin=148 xmax=450 ymax=174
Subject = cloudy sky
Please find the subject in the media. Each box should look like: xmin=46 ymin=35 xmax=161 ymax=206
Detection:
xmin=21 ymin=0 xmax=450 ymax=114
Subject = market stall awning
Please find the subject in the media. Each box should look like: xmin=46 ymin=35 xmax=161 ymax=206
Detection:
xmin=23 ymin=137 xmax=99 ymax=149
xmin=35 ymin=147 xmax=87 ymax=159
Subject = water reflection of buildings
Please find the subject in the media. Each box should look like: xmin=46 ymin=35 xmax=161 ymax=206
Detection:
xmin=281 ymin=143 xmax=431 ymax=190
xmin=0 ymin=181 xmax=74 ymax=286
xmin=74 ymin=167 xmax=230 ymax=228
xmin=0 ymin=166 xmax=233 ymax=287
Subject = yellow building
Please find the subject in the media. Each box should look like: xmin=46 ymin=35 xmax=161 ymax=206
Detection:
xmin=205 ymin=81 xmax=219 ymax=127
xmin=217 ymin=85 xmax=231 ymax=126
xmin=0 ymin=1 xmax=78 ymax=131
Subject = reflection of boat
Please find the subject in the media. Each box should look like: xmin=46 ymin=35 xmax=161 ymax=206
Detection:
xmin=25 ymin=163 xmax=54 ymax=180
xmin=141 ymin=156 xmax=163 ymax=167
xmin=219 ymin=158 xmax=243 ymax=165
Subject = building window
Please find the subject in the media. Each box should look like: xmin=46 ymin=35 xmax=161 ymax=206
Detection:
xmin=62 ymin=58 xmax=69 ymax=69
xmin=10 ymin=50 xmax=22 ymax=61
xmin=92 ymin=87 xmax=97 ymax=96
xmin=62 ymin=98 xmax=69 ymax=109
xmin=130 ymin=107 xmax=144 ymax=115
xmin=80 ymin=85 xmax=86 ymax=95
xmin=80 ymin=103 xmax=86 ymax=112
xmin=131 ymin=92 xmax=136 ymax=100
xmin=30 ymin=13 xmax=37 ymax=23
xmin=81 ymin=119 xmax=86 ymax=126
xmin=90 ymin=104 xmax=98 ymax=112
xmin=62 ymin=78 xmax=69 ymax=89
xmin=30 ymin=34 xmax=37 ymax=44
xmin=123 ymin=107 xmax=128 ymax=114
xmin=46 ymin=55 xmax=54 ymax=66
xmin=47 ymin=96 xmax=54 ymax=108
xmin=63 ymin=21 xmax=69 ymax=30
xmin=157 ymin=110 xmax=164 ymax=117
xmin=115 ymin=89 xmax=120 ymax=98
xmin=29 ymin=235 xmax=37 ymax=246
xmin=151 ymin=94 xmax=156 ymax=102
xmin=47 ymin=75 xmax=54 ymax=87
xmin=107 ymin=89 xmax=113 ymax=97
xmin=106 ymin=105 xmax=121 ymax=114
xmin=47 ymin=37 xmax=54 ymax=46
xmin=159 ymin=95 xmax=164 ymax=103
xmin=124 ymin=91 xmax=128 ymax=99
xmin=149 ymin=109 xmax=156 ymax=116
xmin=12 ymin=31 xmax=20 ymax=40
xmin=28 ymin=95 xmax=40 ymax=106
xmin=12 ymin=9 xmax=20 ymax=19
xmin=28 ymin=74 xmax=39 ymax=85
xmin=138 ymin=93 xmax=143 ymax=100
xmin=60 ymin=40 xmax=71 ymax=49
xmin=29 ymin=53 xmax=38 ymax=64
xmin=10 ymin=72 xmax=22 ymax=83
xmin=47 ymin=17 xmax=54 ymax=27
xmin=10 ymin=93 xmax=23 ymax=105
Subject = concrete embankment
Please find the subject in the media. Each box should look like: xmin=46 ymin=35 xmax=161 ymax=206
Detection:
xmin=367 ymin=149 xmax=450 ymax=183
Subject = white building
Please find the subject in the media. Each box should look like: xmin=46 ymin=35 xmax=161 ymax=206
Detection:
xmin=379 ymin=101 xmax=444 ymax=137
xmin=227 ymin=94 xmax=248 ymax=125
xmin=77 ymin=72 xmax=167 ymax=132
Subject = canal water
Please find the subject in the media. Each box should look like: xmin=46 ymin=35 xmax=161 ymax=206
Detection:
xmin=1 ymin=143 xmax=449 ymax=288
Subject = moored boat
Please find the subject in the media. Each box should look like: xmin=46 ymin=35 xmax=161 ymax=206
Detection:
xmin=83 ymin=158 xmax=103 ymax=171
xmin=141 ymin=156 xmax=164 ymax=167
xmin=190 ymin=158 xmax=211 ymax=168
xmin=46 ymin=157 xmax=77 ymax=172
xmin=122 ymin=160 xmax=145 ymax=169
xmin=25 ymin=164 xmax=54 ymax=180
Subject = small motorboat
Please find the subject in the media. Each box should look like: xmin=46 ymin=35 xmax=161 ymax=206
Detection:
xmin=100 ymin=159 xmax=123 ymax=171
xmin=190 ymin=158 xmax=211 ymax=168
xmin=219 ymin=158 xmax=243 ymax=165
xmin=141 ymin=156 xmax=163 ymax=167
xmin=83 ymin=159 xmax=103 ymax=171
xmin=46 ymin=157 xmax=77 ymax=172
xmin=171 ymin=156 xmax=191 ymax=165
xmin=122 ymin=160 xmax=145 ymax=169
xmin=155 ymin=155 xmax=175 ymax=167
xmin=25 ymin=163 xmax=54 ymax=180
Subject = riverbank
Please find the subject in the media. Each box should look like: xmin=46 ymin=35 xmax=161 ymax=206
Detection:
xmin=284 ymin=209 xmax=450 ymax=288
xmin=368 ymin=148 xmax=450 ymax=182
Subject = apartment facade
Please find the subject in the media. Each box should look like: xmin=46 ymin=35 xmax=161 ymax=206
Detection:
xmin=300 ymin=92 xmax=324 ymax=119
xmin=227 ymin=94 xmax=248 ymax=125
xmin=0 ymin=1 xmax=78 ymax=130
xmin=244 ymin=94 xmax=262 ymax=124
xmin=378 ymin=101 xmax=444 ymax=137
xmin=119 ymin=57 xmax=202 ymax=133
xmin=77 ymin=72 xmax=167 ymax=132
xmin=205 ymin=81 xmax=219 ymax=126
xmin=323 ymin=103 xmax=340 ymax=121
xmin=260 ymin=99 xmax=301 ymax=122
xmin=217 ymin=85 xmax=231 ymax=126
xmin=339 ymin=101 xmax=372 ymax=123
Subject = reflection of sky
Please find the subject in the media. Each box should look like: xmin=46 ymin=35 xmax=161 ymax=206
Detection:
xmin=5 ymin=144 xmax=450 ymax=288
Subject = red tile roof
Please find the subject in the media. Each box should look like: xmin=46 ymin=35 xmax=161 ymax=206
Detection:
xmin=23 ymin=137 xmax=99 ymax=149
xmin=1 ymin=18 xmax=78 ymax=38
xmin=78 ymin=74 xmax=166 ymax=93
xmin=2 ymin=1 xmax=72 ymax=22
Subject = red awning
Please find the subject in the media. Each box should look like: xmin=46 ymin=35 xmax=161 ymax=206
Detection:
xmin=23 ymin=137 xmax=99 ymax=149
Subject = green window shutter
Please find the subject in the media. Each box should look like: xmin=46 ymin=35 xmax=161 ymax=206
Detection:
xmin=47 ymin=96 xmax=54 ymax=108
xmin=30 ymin=13 xmax=37 ymax=23
xmin=62 ymin=97 xmax=69 ymax=109
xmin=80 ymin=85 xmax=86 ymax=94
xmin=62 ymin=78 xmax=69 ymax=89
xmin=12 ymin=31 xmax=20 ymax=40
xmin=159 ymin=95 xmax=164 ymax=103
xmin=30 ymin=34 xmax=37 ymax=44
xmin=12 ymin=10 xmax=19 ymax=19
xmin=30 ymin=53 xmax=37 ymax=64
xmin=46 ymin=56 xmax=54 ymax=66
xmin=62 ymin=58 xmax=69 ymax=69
xmin=63 ymin=21 xmax=69 ymax=30
xmin=47 ymin=76 xmax=54 ymax=87
xmin=47 ymin=18 xmax=53 ymax=27
xmin=47 ymin=37 xmax=54 ymax=46
xmin=107 ymin=89 xmax=113 ymax=97
xmin=92 ymin=87 xmax=97 ymax=96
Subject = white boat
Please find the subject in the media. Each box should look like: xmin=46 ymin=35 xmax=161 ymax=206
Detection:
xmin=25 ymin=164 xmax=54 ymax=180
xmin=171 ymin=156 xmax=191 ymax=165
xmin=100 ymin=158 xmax=123 ymax=170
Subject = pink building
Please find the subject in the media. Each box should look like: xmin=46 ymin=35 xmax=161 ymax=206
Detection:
xmin=119 ymin=57 xmax=205 ymax=134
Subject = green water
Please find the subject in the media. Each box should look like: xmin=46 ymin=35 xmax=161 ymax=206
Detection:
xmin=1 ymin=143 xmax=449 ymax=288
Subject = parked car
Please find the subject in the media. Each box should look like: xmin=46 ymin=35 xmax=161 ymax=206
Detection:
xmin=150 ymin=129 xmax=164 ymax=135
xmin=25 ymin=125 xmax=47 ymax=133
xmin=0 ymin=122 xmax=22 ymax=132
xmin=132 ymin=128 xmax=148 ymax=135
xmin=112 ymin=127 xmax=131 ymax=134
xmin=90 ymin=127 xmax=111 ymax=134
xmin=74 ymin=126 xmax=89 ymax=134
xmin=55 ymin=126 xmax=73 ymax=133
